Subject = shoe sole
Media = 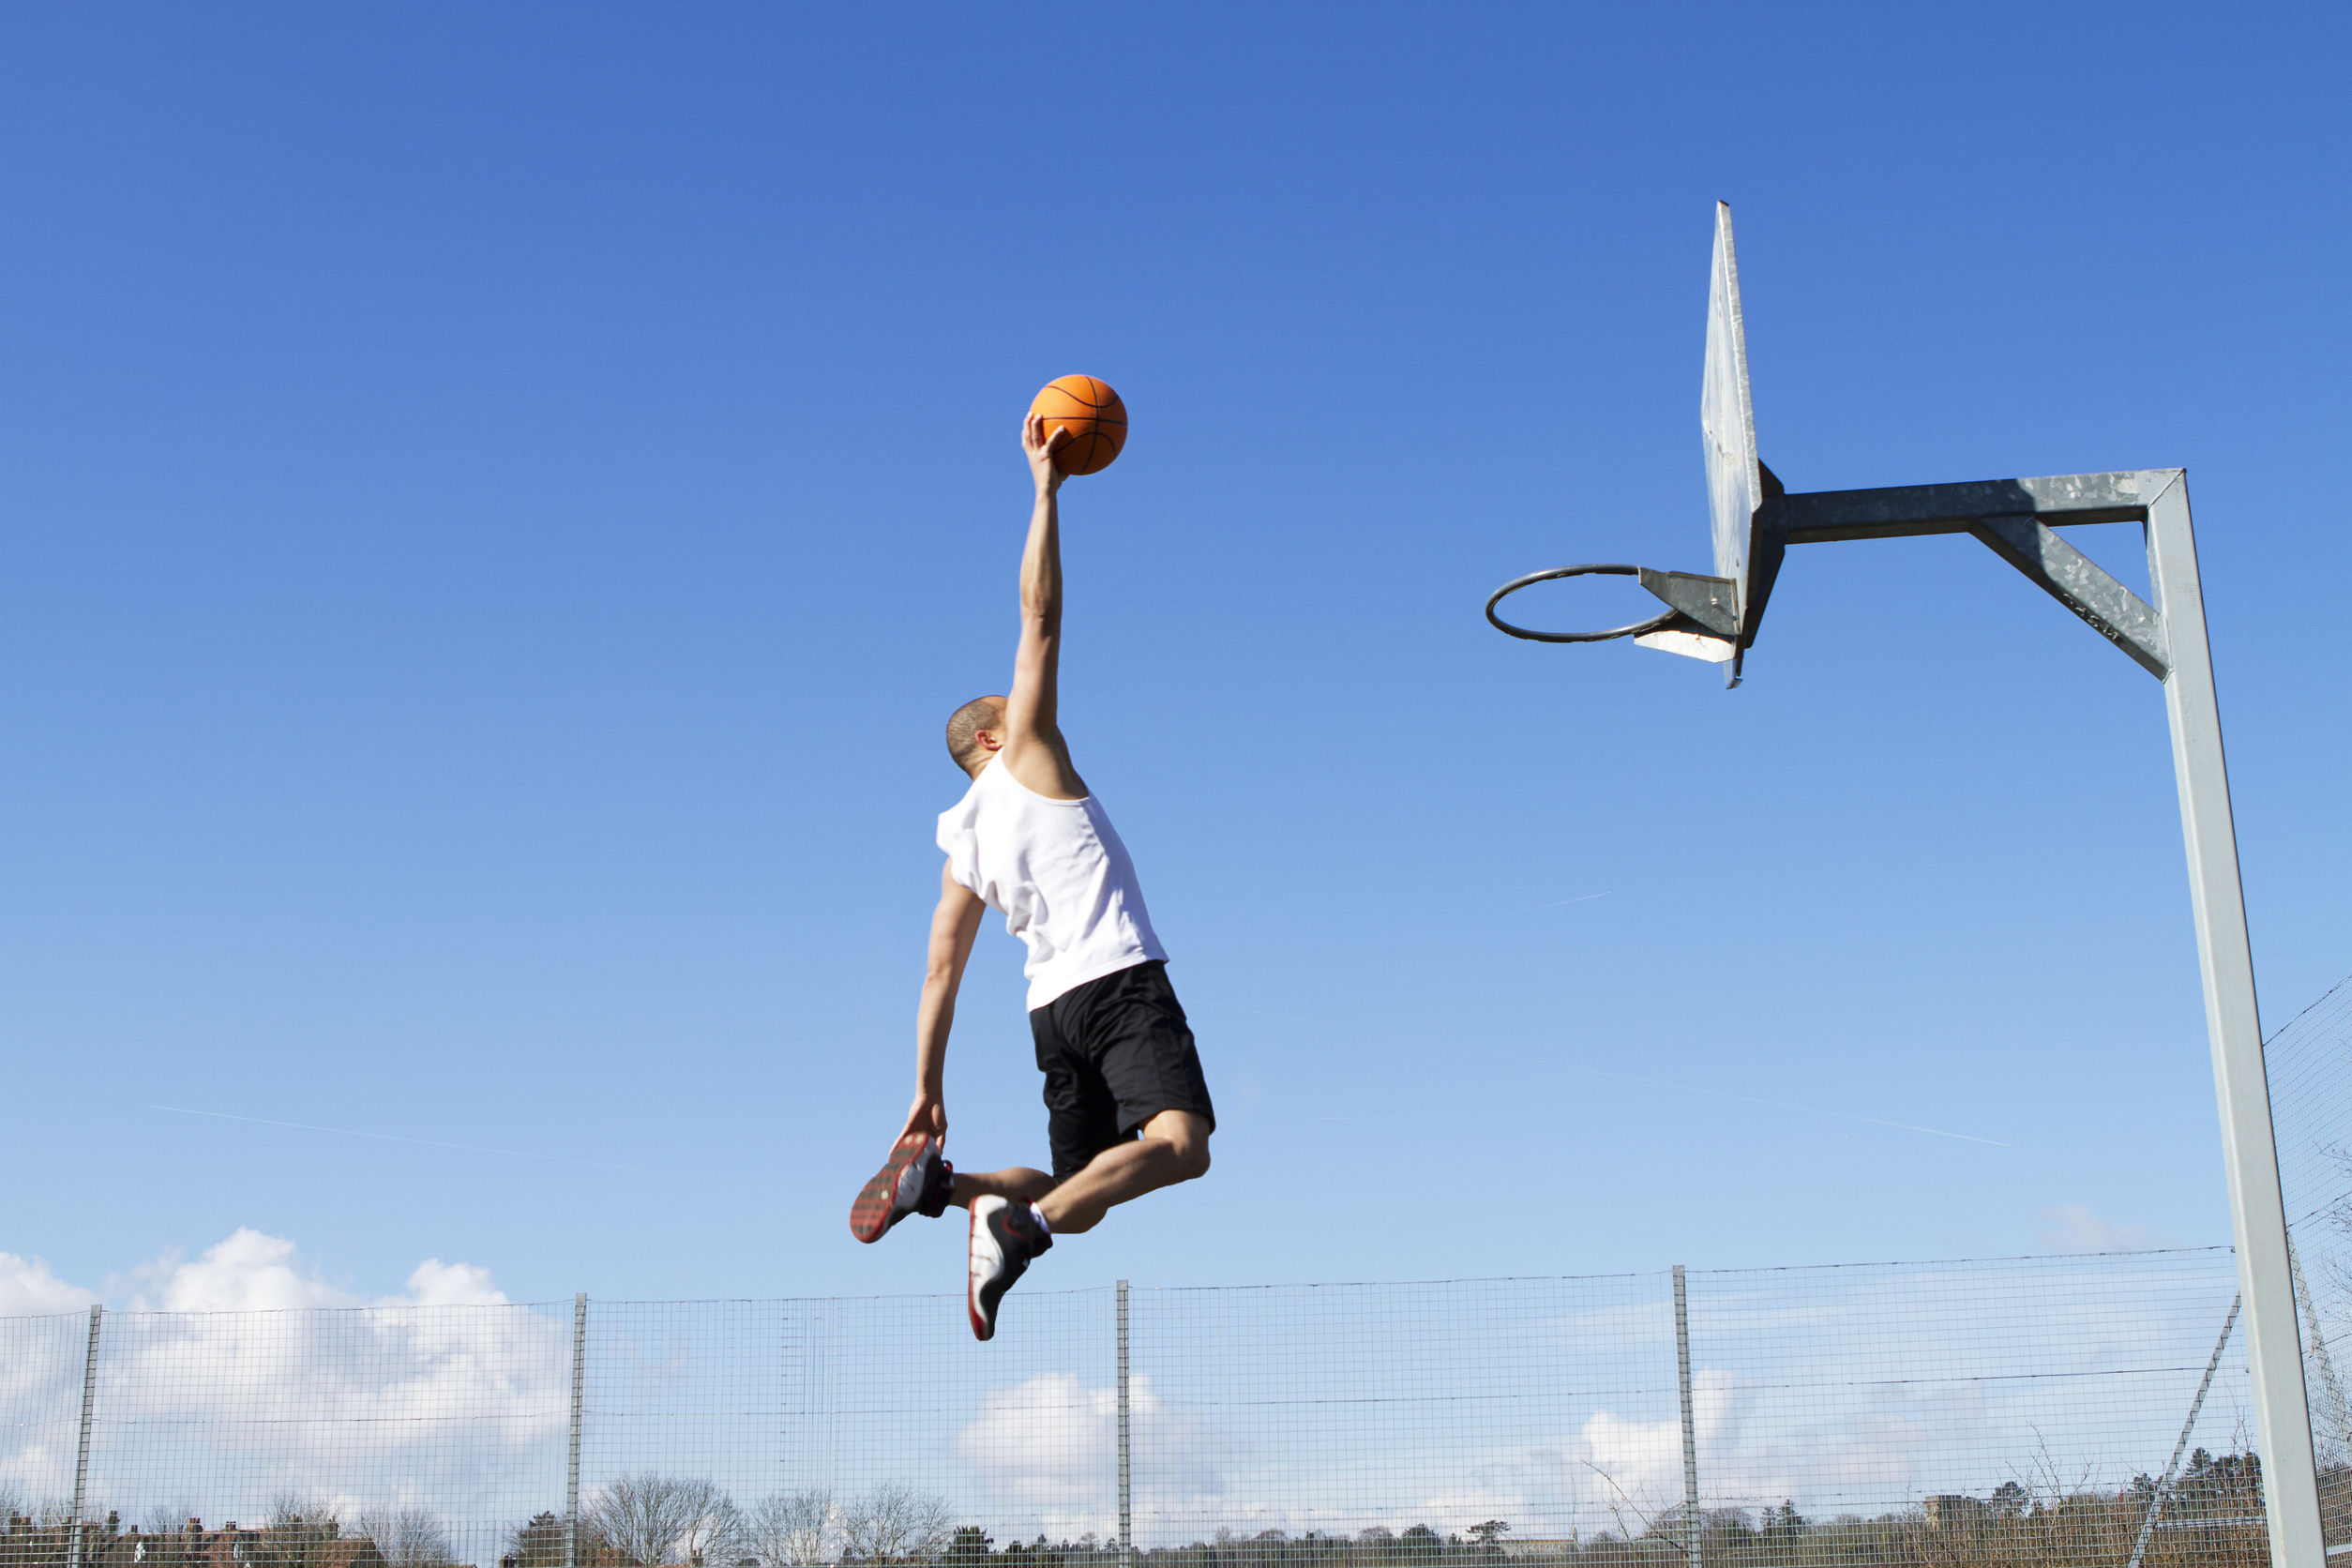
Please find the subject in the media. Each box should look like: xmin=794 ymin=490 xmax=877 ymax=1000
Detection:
xmin=850 ymin=1134 xmax=933 ymax=1244
xmin=968 ymin=1199 xmax=1003 ymax=1341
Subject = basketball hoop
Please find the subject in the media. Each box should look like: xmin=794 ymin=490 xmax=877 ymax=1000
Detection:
xmin=1483 ymin=565 xmax=1681 ymax=643
xmin=1485 ymin=561 xmax=1743 ymax=671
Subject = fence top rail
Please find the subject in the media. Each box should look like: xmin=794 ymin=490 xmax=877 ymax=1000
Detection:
xmin=0 ymin=1244 xmax=2243 ymax=1329
xmin=1687 ymin=1244 xmax=2234 ymax=1279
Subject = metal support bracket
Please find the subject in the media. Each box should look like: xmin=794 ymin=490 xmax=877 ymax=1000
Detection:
xmin=1633 ymin=568 xmax=1741 ymax=664
xmin=1637 ymin=569 xmax=1740 ymax=636
xmin=1969 ymin=514 xmax=2170 ymax=678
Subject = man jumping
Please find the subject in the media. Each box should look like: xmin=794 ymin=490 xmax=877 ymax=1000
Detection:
xmin=848 ymin=411 xmax=1214 ymax=1341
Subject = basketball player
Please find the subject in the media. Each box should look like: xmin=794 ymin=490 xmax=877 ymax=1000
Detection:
xmin=848 ymin=411 xmax=1214 ymax=1341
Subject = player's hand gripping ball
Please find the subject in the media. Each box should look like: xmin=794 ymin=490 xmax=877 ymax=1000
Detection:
xmin=1028 ymin=375 xmax=1127 ymax=475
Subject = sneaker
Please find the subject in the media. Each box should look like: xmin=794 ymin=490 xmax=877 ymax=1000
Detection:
xmin=849 ymin=1133 xmax=954 ymax=1244
xmin=967 ymin=1195 xmax=1051 ymax=1341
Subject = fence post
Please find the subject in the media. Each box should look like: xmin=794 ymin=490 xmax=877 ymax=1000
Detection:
xmin=1117 ymin=1280 xmax=1133 ymax=1568
xmin=1673 ymin=1267 xmax=1700 ymax=1568
xmin=565 ymin=1293 xmax=586 ymax=1568
xmin=68 ymin=1304 xmax=100 ymax=1568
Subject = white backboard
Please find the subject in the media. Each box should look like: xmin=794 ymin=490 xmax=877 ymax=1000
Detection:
xmin=1700 ymin=201 xmax=1760 ymax=636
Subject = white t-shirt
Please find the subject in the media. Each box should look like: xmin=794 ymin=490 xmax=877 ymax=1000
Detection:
xmin=936 ymin=758 xmax=1168 ymax=1010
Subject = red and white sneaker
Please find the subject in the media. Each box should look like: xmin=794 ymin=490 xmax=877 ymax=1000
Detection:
xmin=967 ymin=1195 xmax=1051 ymax=1341
xmin=849 ymin=1133 xmax=954 ymax=1244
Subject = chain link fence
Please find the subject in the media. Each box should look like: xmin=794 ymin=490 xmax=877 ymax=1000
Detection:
xmin=5 ymin=972 xmax=2349 ymax=1568
xmin=2265 ymin=969 xmax=2352 ymax=1548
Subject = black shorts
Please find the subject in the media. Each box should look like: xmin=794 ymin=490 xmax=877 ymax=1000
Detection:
xmin=1030 ymin=959 xmax=1215 ymax=1180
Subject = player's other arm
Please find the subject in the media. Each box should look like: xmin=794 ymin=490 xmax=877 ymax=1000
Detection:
xmin=1003 ymin=414 xmax=1087 ymax=800
xmin=907 ymin=859 xmax=986 ymax=1142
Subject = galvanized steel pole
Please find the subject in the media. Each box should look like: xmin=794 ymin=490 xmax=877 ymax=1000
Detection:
xmin=68 ymin=1305 xmax=99 ymax=1568
xmin=2145 ymin=475 xmax=2324 ymax=1568
xmin=1117 ymin=1280 xmax=1133 ymax=1568
xmin=565 ymin=1293 xmax=587 ymax=1568
xmin=1673 ymin=1267 xmax=1699 ymax=1568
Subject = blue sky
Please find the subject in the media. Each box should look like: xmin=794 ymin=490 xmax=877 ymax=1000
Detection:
xmin=1 ymin=3 xmax=2346 ymax=1308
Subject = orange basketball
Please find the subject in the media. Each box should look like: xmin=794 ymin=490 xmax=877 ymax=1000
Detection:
xmin=1029 ymin=375 xmax=1127 ymax=475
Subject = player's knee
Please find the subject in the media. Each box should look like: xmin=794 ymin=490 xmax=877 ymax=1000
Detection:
xmin=1169 ymin=1135 xmax=1211 ymax=1183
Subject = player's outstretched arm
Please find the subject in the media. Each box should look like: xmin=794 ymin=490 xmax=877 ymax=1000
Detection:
xmin=906 ymin=859 xmax=985 ymax=1142
xmin=1003 ymin=414 xmax=1087 ymax=800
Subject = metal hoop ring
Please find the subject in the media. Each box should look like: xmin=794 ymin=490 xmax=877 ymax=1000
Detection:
xmin=1484 ymin=564 xmax=1681 ymax=643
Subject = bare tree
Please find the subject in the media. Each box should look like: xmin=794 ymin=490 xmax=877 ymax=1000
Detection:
xmin=745 ymin=1490 xmax=837 ymax=1567
xmin=836 ymin=1485 xmax=951 ymax=1565
xmin=506 ymin=1511 xmax=603 ymax=1568
xmin=589 ymin=1475 xmax=744 ymax=1568
xmin=260 ymin=1497 xmax=346 ymax=1568
xmin=359 ymin=1510 xmax=456 ymax=1568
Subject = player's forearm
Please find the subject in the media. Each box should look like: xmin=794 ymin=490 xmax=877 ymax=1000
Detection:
xmin=913 ymin=976 xmax=957 ymax=1093
xmin=1019 ymin=486 xmax=1062 ymax=627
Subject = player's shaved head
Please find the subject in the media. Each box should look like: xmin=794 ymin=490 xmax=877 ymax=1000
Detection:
xmin=945 ymin=695 xmax=1005 ymax=775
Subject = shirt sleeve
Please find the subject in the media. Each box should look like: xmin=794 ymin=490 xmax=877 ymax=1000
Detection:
xmin=936 ymin=800 xmax=984 ymax=898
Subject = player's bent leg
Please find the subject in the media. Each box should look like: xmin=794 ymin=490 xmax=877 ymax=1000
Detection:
xmin=1153 ymin=1108 xmax=1213 ymax=1181
xmin=950 ymin=1166 xmax=1056 ymax=1208
xmin=1036 ymin=1109 xmax=1211 ymax=1235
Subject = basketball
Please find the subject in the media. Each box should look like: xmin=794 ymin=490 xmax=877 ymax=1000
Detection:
xmin=1029 ymin=375 xmax=1127 ymax=475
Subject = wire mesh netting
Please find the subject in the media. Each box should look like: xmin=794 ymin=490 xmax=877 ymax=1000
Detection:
xmin=9 ymin=971 xmax=2352 ymax=1568
xmin=1127 ymin=1273 xmax=1678 ymax=1546
xmin=2262 ymin=969 xmax=2352 ymax=1549
xmin=0 ymin=1253 xmax=2276 ymax=1568
xmin=1686 ymin=1252 xmax=2255 ymax=1568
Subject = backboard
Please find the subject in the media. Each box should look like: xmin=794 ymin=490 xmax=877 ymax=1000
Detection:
xmin=1489 ymin=201 xmax=1775 ymax=671
xmin=1697 ymin=201 xmax=1766 ymax=684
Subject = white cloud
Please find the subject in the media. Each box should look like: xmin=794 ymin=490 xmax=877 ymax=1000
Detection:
xmin=0 ymin=1229 xmax=560 ymax=1540
xmin=89 ymin=1229 xmax=513 ymax=1314
xmin=0 ymin=1251 xmax=99 ymax=1317
xmin=401 ymin=1259 xmax=508 ymax=1308
xmin=957 ymin=1372 xmax=1218 ymax=1538
xmin=1578 ymin=1369 xmax=1739 ymax=1509
xmin=2037 ymin=1204 xmax=2176 ymax=1253
xmin=128 ymin=1229 xmax=354 ymax=1313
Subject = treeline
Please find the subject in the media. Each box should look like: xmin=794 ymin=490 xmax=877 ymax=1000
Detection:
xmin=0 ymin=1502 xmax=434 ymax=1568
xmin=0 ymin=1448 xmax=2307 ymax=1568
